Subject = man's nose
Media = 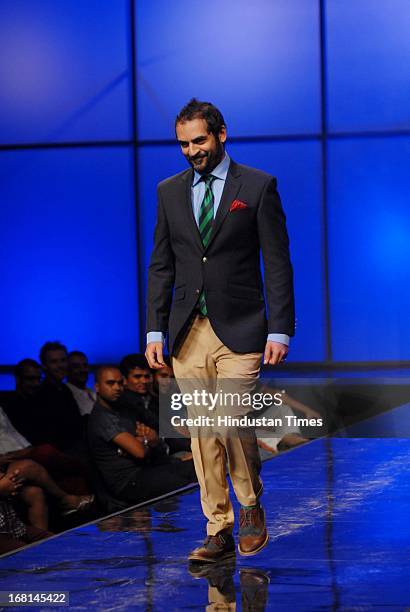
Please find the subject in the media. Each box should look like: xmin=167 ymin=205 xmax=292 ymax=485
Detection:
xmin=188 ymin=143 xmax=199 ymax=157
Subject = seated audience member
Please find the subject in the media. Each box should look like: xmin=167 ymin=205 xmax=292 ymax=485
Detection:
xmin=0 ymin=405 xmax=91 ymax=495
xmin=119 ymin=355 xmax=190 ymax=455
xmin=119 ymin=354 xmax=158 ymax=429
xmin=2 ymin=359 xmax=43 ymax=439
xmin=66 ymin=350 xmax=96 ymax=417
xmin=87 ymin=366 xmax=195 ymax=505
xmin=34 ymin=341 xmax=84 ymax=454
xmin=0 ymin=453 xmax=93 ymax=545
xmin=14 ymin=358 xmax=42 ymax=397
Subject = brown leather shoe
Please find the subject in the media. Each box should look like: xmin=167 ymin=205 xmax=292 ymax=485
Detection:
xmin=238 ymin=504 xmax=269 ymax=556
xmin=188 ymin=531 xmax=236 ymax=563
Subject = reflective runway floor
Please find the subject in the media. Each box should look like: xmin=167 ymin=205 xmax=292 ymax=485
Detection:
xmin=1 ymin=406 xmax=410 ymax=610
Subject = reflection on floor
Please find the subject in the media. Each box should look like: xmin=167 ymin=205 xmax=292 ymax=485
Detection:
xmin=1 ymin=406 xmax=410 ymax=610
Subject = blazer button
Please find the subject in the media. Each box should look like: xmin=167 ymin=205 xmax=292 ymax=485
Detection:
xmin=202 ymin=257 xmax=207 ymax=263
xmin=195 ymin=289 xmax=200 ymax=294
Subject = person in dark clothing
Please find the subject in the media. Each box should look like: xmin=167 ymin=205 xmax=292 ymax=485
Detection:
xmin=2 ymin=359 xmax=43 ymax=441
xmin=119 ymin=354 xmax=191 ymax=455
xmin=4 ymin=353 xmax=83 ymax=454
xmin=2 ymin=359 xmax=91 ymax=494
xmin=34 ymin=341 xmax=84 ymax=455
xmin=118 ymin=354 xmax=159 ymax=428
xmin=87 ymin=366 xmax=195 ymax=505
xmin=15 ymin=358 xmax=42 ymax=397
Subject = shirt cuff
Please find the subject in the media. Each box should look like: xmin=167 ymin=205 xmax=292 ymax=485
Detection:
xmin=147 ymin=331 xmax=165 ymax=344
xmin=267 ymin=333 xmax=290 ymax=346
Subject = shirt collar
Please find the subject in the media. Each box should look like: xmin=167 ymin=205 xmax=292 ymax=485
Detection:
xmin=192 ymin=152 xmax=230 ymax=186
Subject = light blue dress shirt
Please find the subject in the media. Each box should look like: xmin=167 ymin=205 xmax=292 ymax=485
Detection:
xmin=147 ymin=152 xmax=290 ymax=348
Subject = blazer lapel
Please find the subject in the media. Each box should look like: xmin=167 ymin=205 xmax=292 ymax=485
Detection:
xmin=205 ymin=160 xmax=242 ymax=251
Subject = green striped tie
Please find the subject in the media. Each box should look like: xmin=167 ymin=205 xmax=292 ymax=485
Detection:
xmin=198 ymin=174 xmax=216 ymax=316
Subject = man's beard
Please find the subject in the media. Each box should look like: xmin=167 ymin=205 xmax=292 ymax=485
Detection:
xmin=188 ymin=142 xmax=224 ymax=175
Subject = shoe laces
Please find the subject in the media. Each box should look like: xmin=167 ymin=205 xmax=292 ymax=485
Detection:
xmin=205 ymin=533 xmax=226 ymax=547
xmin=240 ymin=507 xmax=257 ymax=528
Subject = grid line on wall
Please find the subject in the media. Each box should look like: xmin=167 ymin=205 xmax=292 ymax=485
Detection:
xmin=319 ymin=0 xmax=332 ymax=362
xmin=2 ymin=129 xmax=410 ymax=153
xmin=130 ymin=0 xmax=145 ymax=352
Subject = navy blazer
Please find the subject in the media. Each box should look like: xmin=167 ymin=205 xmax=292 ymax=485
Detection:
xmin=146 ymin=159 xmax=295 ymax=355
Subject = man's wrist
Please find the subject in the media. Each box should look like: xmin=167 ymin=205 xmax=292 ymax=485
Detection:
xmin=267 ymin=333 xmax=290 ymax=346
xmin=141 ymin=437 xmax=152 ymax=456
xmin=147 ymin=331 xmax=165 ymax=344
xmin=145 ymin=430 xmax=158 ymax=447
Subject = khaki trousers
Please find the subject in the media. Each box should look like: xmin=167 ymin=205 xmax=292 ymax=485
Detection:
xmin=172 ymin=315 xmax=263 ymax=536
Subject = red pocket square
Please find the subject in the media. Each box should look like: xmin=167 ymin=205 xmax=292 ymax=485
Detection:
xmin=229 ymin=199 xmax=248 ymax=212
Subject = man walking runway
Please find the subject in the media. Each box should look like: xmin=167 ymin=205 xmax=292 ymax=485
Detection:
xmin=146 ymin=99 xmax=295 ymax=562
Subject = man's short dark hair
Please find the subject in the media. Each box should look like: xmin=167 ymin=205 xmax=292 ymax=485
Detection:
xmin=68 ymin=350 xmax=87 ymax=360
xmin=95 ymin=365 xmax=122 ymax=384
xmin=175 ymin=98 xmax=226 ymax=137
xmin=119 ymin=354 xmax=150 ymax=378
xmin=14 ymin=358 xmax=41 ymax=378
xmin=39 ymin=341 xmax=68 ymax=365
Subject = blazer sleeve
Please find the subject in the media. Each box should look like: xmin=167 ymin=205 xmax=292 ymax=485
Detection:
xmin=146 ymin=187 xmax=175 ymax=334
xmin=257 ymin=177 xmax=295 ymax=336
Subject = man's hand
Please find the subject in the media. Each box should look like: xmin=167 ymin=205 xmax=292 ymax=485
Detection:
xmin=0 ymin=469 xmax=24 ymax=497
xmin=145 ymin=342 xmax=165 ymax=369
xmin=263 ymin=341 xmax=288 ymax=366
xmin=136 ymin=422 xmax=158 ymax=446
xmin=177 ymin=452 xmax=193 ymax=462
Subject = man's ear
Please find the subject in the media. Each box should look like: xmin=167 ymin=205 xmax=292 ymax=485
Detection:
xmin=219 ymin=126 xmax=227 ymax=144
xmin=95 ymin=382 xmax=100 ymax=394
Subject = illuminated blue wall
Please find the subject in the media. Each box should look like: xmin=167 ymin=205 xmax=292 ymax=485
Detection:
xmin=0 ymin=0 xmax=409 ymax=374
xmin=0 ymin=0 xmax=132 ymax=144
xmin=136 ymin=0 xmax=321 ymax=139
xmin=0 ymin=147 xmax=138 ymax=364
xmin=328 ymin=136 xmax=410 ymax=361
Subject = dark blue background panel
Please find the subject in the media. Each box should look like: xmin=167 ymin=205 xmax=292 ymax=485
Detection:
xmin=0 ymin=147 xmax=139 ymax=364
xmin=326 ymin=0 xmax=410 ymax=133
xmin=139 ymin=141 xmax=325 ymax=362
xmin=136 ymin=0 xmax=321 ymax=140
xmin=328 ymin=136 xmax=410 ymax=361
xmin=0 ymin=0 xmax=131 ymax=145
